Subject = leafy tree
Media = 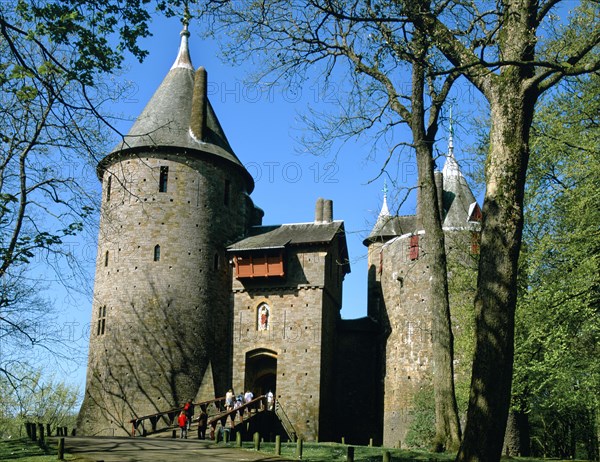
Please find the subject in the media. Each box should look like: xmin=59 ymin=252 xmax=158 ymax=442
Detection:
xmin=0 ymin=366 xmax=79 ymax=438
xmin=199 ymin=0 xmax=466 ymax=449
xmin=512 ymin=73 xmax=600 ymax=460
xmin=0 ymin=0 xmax=155 ymax=385
xmin=200 ymin=1 xmax=600 ymax=460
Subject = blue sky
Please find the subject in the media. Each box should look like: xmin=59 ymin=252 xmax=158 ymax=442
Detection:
xmin=54 ymin=15 xmax=483 ymax=392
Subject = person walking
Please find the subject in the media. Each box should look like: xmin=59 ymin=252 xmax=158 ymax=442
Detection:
xmin=225 ymin=389 xmax=234 ymax=410
xmin=197 ymin=410 xmax=208 ymax=439
xmin=178 ymin=410 xmax=188 ymax=439
xmin=183 ymin=399 xmax=194 ymax=431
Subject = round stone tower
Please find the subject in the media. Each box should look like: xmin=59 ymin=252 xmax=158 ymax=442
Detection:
xmin=77 ymin=26 xmax=260 ymax=436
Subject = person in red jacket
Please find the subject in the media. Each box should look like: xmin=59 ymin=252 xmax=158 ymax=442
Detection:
xmin=178 ymin=410 xmax=188 ymax=439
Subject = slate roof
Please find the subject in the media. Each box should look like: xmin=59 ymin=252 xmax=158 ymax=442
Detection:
xmin=441 ymin=153 xmax=478 ymax=229
xmin=228 ymin=221 xmax=346 ymax=251
xmin=98 ymin=27 xmax=253 ymax=190
xmin=364 ymin=128 xmax=480 ymax=244
xmin=363 ymin=214 xmax=418 ymax=245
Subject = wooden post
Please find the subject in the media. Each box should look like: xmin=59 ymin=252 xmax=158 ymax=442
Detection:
xmin=341 ymin=436 xmax=346 ymax=444
xmin=296 ymin=438 xmax=303 ymax=460
xmin=369 ymin=437 xmax=373 ymax=447
xmin=275 ymin=435 xmax=281 ymax=455
xmin=253 ymin=431 xmax=260 ymax=451
xmin=46 ymin=423 xmax=51 ymax=437
xmin=172 ymin=429 xmax=177 ymax=439
xmin=346 ymin=446 xmax=354 ymax=462
xmin=383 ymin=450 xmax=391 ymax=462
xmin=236 ymin=431 xmax=242 ymax=447
xmin=57 ymin=437 xmax=65 ymax=460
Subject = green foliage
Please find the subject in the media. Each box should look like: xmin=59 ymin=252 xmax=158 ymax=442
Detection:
xmin=514 ymin=73 xmax=600 ymax=460
xmin=0 ymin=367 xmax=79 ymax=439
xmin=404 ymin=386 xmax=436 ymax=450
xmin=0 ymin=0 xmax=163 ymax=385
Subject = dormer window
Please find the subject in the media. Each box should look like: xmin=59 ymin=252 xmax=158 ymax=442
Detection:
xmin=467 ymin=202 xmax=482 ymax=223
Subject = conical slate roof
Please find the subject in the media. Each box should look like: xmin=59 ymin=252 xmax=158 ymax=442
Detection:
xmin=441 ymin=126 xmax=478 ymax=229
xmin=363 ymin=191 xmax=417 ymax=245
xmin=98 ymin=27 xmax=254 ymax=191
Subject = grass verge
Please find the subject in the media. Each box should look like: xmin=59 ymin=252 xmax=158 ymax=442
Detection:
xmin=236 ymin=440 xmax=589 ymax=462
xmin=0 ymin=438 xmax=88 ymax=461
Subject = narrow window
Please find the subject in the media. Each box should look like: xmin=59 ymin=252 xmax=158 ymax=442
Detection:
xmin=104 ymin=250 xmax=109 ymax=267
xmin=106 ymin=176 xmax=112 ymax=202
xmin=159 ymin=166 xmax=169 ymax=192
xmin=97 ymin=305 xmax=106 ymax=336
xmin=409 ymin=235 xmax=419 ymax=261
xmin=224 ymin=179 xmax=230 ymax=206
xmin=213 ymin=252 xmax=220 ymax=271
xmin=154 ymin=244 xmax=161 ymax=262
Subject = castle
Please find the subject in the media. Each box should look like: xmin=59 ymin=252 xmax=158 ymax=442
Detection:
xmin=77 ymin=26 xmax=481 ymax=447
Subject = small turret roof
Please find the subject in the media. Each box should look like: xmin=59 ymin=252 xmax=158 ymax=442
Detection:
xmin=363 ymin=181 xmax=418 ymax=246
xmin=99 ymin=26 xmax=254 ymax=191
xmin=441 ymin=116 xmax=479 ymax=229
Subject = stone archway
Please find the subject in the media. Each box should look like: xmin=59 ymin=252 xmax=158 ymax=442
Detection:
xmin=244 ymin=349 xmax=277 ymax=397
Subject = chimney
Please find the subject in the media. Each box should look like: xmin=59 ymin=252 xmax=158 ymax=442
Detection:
xmin=190 ymin=66 xmax=208 ymax=141
xmin=315 ymin=198 xmax=324 ymax=223
xmin=323 ymin=199 xmax=333 ymax=223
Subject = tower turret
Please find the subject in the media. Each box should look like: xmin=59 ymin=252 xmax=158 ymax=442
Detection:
xmin=78 ymin=26 xmax=257 ymax=435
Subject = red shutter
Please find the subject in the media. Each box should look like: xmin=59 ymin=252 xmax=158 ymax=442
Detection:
xmin=409 ymin=235 xmax=419 ymax=260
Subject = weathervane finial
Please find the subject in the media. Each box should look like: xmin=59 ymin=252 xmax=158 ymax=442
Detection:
xmin=448 ymin=106 xmax=454 ymax=157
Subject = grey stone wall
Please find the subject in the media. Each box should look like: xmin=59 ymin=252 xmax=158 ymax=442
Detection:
xmin=77 ymin=151 xmax=251 ymax=436
xmin=371 ymin=226 xmax=479 ymax=448
xmin=231 ymin=236 xmax=345 ymax=442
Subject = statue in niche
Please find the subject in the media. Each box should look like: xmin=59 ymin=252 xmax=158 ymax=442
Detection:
xmin=258 ymin=304 xmax=270 ymax=331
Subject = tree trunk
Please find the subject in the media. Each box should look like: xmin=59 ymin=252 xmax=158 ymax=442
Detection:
xmin=456 ymin=85 xmax=535 ymax=461
xmin=503 ymin=409 xmax=530 ymax=457
xmin=416 ymin=141 xmax=462 ymax=451
xmin=411 ymin=40 xmax=461 ymax=451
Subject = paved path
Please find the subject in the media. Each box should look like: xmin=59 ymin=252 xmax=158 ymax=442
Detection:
xmin=50 ymin=436 xmax=292 ymax=462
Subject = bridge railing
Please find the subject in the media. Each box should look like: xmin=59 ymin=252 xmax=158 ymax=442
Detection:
xmin=129 ymin=396 xmax=226 ymax=437
xmin=207 ymin=395 xmax=267 ymax=438
xmin=274 ymin=400 xmax=297 ymax=442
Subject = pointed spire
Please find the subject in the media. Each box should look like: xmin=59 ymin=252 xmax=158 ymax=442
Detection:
xmin=443 ymin=107 xmax=462 ymax=178
xmin=448 ymin=106 xmax=454 ymax=158
xmin=171 ymin=22 xmax=194 ymax=70
xmin=379 ymin=179 xmax=390 ymax=217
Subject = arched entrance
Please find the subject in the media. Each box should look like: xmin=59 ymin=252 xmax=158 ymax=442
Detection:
xmin=244 ymin=349 xmax=277 ymax=397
